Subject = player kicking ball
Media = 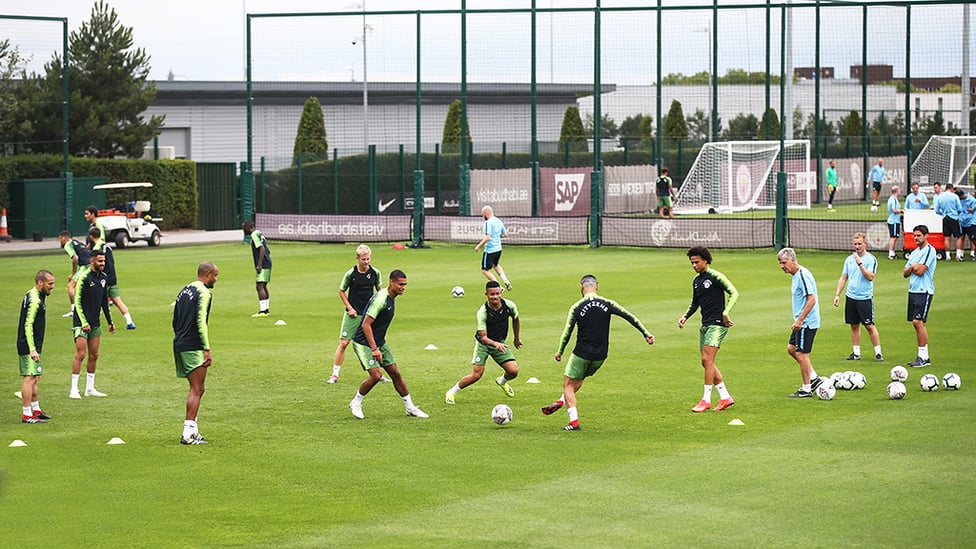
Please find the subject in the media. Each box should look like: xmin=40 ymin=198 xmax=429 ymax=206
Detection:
xmin=445 ymin=281 xmax=522 ymax=404
xmin=677 ymin=246 xmax=739 ymax=412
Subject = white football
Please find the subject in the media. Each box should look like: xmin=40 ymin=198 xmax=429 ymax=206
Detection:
xmin=919 ymin=374 xmax=939 ymax=392
xmin=942 ymin=372 xmax=961 ymax=390
xmin=829 ymin=371 xmax=846 ymax=388
xmin=451 ymin=285 xmax=465 ymax=298
xmin=491 ymin=403 xmax=512 ymax=425
xmin=890 ymin=365 xmax=909 ymax=383
xmin=886 ymin=381 xmax=907 ymax=400
xmin=849 ymin=372 xmax=867 ymax=390
xmin=871 ymin=205 xmax=879 ymax=212
xmin=816 ymin=383 xmax=836 ymax=401
xmin=835 ymin=373 xmax=855 ymax=391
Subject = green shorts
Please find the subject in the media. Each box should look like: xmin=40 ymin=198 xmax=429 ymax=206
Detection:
xmin=256 ymin=268 xmax=271 ymax=283
xmin=471 ymin=341 xmax=516 ymax=367
xmin=700 ymin=325 xmax=729 ymax=349
xmin=107 ymin=284 xmax=121 ymax=299
xmin=19 ymin=354 xmax=42 ymax=376
xmin=657 ymin=196 xmax=673 ymax=208
xmin=73 ymin=325 xmax=102 ymax=340
xmin=351 ymin=341 xmax=395 ymax=370
xmin=175 ymin=350 xmax=207 ymax=378
xmin=339 ymin=313 xmax=364 ymax=340
xmin=563 ymin=353 xmax=605 ymax=380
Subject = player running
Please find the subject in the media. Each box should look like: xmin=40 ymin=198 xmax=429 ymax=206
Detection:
xmin=329 ymin=244 xmax=390 ymax=384
xmin=678 ymin=246 xmax=739 ymax=412
xmin=544 ymin=274 xmax=655 ymax=431
xmin=445 ymin=280 xmax=522 ymax=404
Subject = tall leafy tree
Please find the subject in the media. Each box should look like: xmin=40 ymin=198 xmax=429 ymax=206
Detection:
xmin=30 ymin=1 xmax=164 ymax=157
xmin=584 ymin=112 xmax=619 ymax=139
xmin=723 ymin=113 xmax=759 ymax=140
xmin=0 ymin=40 xmax=31 ymax=155
xmin=558 ymin=105 xmax=587 ymax=153
xmin=619 ymin=113 xmax=646 ymax=148
xmin=686 ymin=108 xmax=709 ymax=142
xmin=839 ymin=109 xmax=863 ymax=138
xmin=758 ymin=108 xmax=781 ymax=139
xmin=441 ymin=99 xmax=471 ymax=154
xmin=292 ymin=96 xmax=328 ymax=165
xmin=663 ymin=99 xmax=688 ymax=141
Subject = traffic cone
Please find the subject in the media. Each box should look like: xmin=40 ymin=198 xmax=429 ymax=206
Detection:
xmin=0 ymin=208 xmax=10 ymax=241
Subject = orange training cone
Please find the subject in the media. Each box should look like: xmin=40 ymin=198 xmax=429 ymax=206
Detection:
xmin=0 ymin=208 xmax=10 ymax=241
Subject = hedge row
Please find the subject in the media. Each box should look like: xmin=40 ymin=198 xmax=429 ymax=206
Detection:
xmin=0 ymin=155 xmax=197 ymax=229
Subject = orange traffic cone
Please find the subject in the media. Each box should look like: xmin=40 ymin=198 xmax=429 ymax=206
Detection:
xmin=0 ymin=208 xmax=10 ymax=241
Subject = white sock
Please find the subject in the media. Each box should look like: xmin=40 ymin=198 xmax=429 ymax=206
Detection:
xmin=501 ymin=276 xmax=511 ymax=285
xmin=86 ymin=372 xmax=96 ymax=391
xmin=448 ymin=383 xmax=461 ymax=395
xmin=496 ymin=375 xmax=507 ymax=385
xmin=402 ymin=394 xmax=415 ymax=409
xmin=919 ymin=346 xmax=929 ymax=360
xmin=31 ymin=401 xmax=40 ymax=411
xmin=183 ymin=419 xmax=197 ymax=438
xmin=331 ymin=365 xmax=341 ymax=377
xmin=71 ymin=373 xmax=80 ymax=392
xmin=259 ymin=299 xmax=269 ymax=311
xmin=853 ymin=345 xmax=861 ymax=356
xmin=801 ymin=384 xmax=811 ymax=392
xmin=23 ymin=406 xmax=32 ymax=417
xmin=809 ymin=369 xmax=819 ymax=380
xmin=702 ymin=384 xmax=714 ymax=401
xmin=957 ymin=249 xmax=964 ymax=259
xmin=124 ymin=313 xmax=133 ymax=324
xmin=716 ymin=382 xmax=731 ymax=399
xmin=352 ymin=392 xmax=364 ymax=404
xmin=874 ymin=345 xmax=882 ymax=356
xmin=567 ymin=406 xmax=579 ymax=423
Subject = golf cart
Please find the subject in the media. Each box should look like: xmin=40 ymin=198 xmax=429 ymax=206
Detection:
xmin=91 ymin=182 xmax=163 ymax=248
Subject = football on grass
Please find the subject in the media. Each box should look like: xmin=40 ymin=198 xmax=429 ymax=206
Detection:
xmin=491 ymin=404 xmax=512 ymax=425
xmin=919 ymin=374 xmax=940 ymax=392
xmin=451 ymin=286 xmax=465 ymax=298
xmin=816 ymin=383 xmax=836 ymax=401
xmin=886 ymin=381 xmax=907 ymax=400
xmin=890 ymin=365 xmax=909 ymax=382
xmin=942 ymin=372 xmax=961 ymax=390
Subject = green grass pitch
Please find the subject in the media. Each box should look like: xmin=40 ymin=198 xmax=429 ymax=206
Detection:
xmin=1 ymin=241 xmax=974 ymax=547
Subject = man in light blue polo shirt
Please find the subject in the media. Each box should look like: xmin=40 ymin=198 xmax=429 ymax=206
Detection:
xmin=904 ymin=182 xmax=929 ymax=210
xmin=934 ymin=183 xmax=963 ymax=261
xmin=833 ymin=232 xmax=884 ymax=362
xmin=957 ymin=189 xmax=976 ymax=261
xmin=867 ymin=158 xmax=885 ymax=208
xmin=886 ymin=186 xmax=903 ymax=260
xmin=903 ymin=225 xmax=937 ymax=368
xmin=778 ymin=248 xmax=823 ymax=398
xmin=474 ymin=205 xmax=513 ymax=291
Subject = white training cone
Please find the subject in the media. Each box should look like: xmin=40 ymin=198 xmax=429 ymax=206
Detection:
xmin=274 ymin=319 xmax=287 ymax=325
xmin=727 ymin=419 xmax=745 ymax=426
xmin=526 ymin=377 xmax=540 ymax=384
xmin=424 ymin=344 xmax=438 ymax=350
xmin=14 ymin=391 xmax=22 ymax=398
xmin=107 ymin=437 xmax=126 ymax=445
xmin=9 ymin=439 xmax=27 ymax=447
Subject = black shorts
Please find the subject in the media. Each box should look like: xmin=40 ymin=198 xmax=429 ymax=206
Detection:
xmin=482 ymin=250 xmax=502 ymax=270
xmin=888 ymin=222 xmax=901 ymax=238
xmin=963 ymin=225 xmax=976 ymax=239
xmin=789 ymin=327 xmax=817 ymax=354
xmin=845 ymin=297 xmax=875 ymax=326
xmin=872 ymin=181 xmax=883 ymax=192
xmin=907 ymin=292 xmax=933 ymax=323
xmin=943 ymin=217 xmax=962 ymax=238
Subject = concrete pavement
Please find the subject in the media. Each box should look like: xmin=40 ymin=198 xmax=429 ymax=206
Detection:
xmin=0 ymin=229 xmax=242 ymax=255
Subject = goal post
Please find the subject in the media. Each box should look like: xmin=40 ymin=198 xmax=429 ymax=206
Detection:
xmin=674 ymin=140 xmax=812 ymax=214
xmin=911 ymin=135 xmax=976 ymax=187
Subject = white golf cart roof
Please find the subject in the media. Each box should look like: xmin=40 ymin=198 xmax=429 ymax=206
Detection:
xmin=92 ymin=182 xmax=154 ymax=190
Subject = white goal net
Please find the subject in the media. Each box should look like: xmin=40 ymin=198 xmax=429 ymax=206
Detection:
xmin=674 ymin=140 xmax=812 ymax=214
xmin=911 ymin=135 xmax=976 ymax=187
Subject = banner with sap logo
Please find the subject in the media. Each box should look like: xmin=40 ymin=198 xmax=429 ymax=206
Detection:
xmin=540 ymin=168 xmax=591 ymax=216
xmin=469 ymin=168 xmax=532 ymax=216
xmin=256 ymin=213 xmax=411 ymax=242
xmin=424 ymin=215 xmax=588 ymax=245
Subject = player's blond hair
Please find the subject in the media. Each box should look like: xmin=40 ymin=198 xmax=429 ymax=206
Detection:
xmin=356 ymin=244 xmax=372 ymax=257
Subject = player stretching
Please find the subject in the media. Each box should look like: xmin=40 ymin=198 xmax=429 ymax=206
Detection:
xmin=173 ymin=262 xmax=218 ymax=445
xmin=544 ymin=274 xmax=654 ymax=431
xmin=446 ymin=280 xmax=522 ymax=404
xmin=678 ymin=246 xmax=739 ymax=413
xmin=242 ymin=220 xmax=272 ymax=317
xmin=18 ymin=270 xmax=55 ymax=423
xmin=348 ymin=270 xmax=428 ymax=420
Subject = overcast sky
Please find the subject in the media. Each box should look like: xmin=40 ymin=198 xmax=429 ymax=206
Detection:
xmin=0 ymin=1 xmax=969 ymax=83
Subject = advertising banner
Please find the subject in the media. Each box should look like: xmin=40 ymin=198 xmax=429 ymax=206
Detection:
xmin=256 ymin=213 xmax=411 ymax=243
xmin=539 ymin=167 xmax=592 ymax=216
xmin=378 ymin=191 xmax=459 ymax=214
xmin=602 ymin=216 xmax=774 ymax=248
xmin=604 ymin=164 xmax=658 ymax=214
xmin=469 ymin=168 xmax=532 ymax=216
xmin=425 ymin=215 xmax=588 ymax=245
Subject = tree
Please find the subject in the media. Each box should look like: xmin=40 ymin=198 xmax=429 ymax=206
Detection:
xmin=663 ymin=99 xmax=688 ymax=141
xmin=292 ymin=97 xmax=328 ymax=165
xmin=558 ymin=105 xmax=587 ymax=153
xmin=583 ymin=112 xmax=619 ymax=140
xmin=686 ymin=108 xmax=709 ymax=142
xmin=723 ymin=113 xmax=759 ymax=140
xmin=758 ymin=108 xmax=781 ymax=139
xmin=27 ymin=1 xmax=164 ymax=157
xmin=441 ymin=99 xmax=470 ymax=154
xmin=839 ymin=109 xmax=863 ymax=138
xmin=871 ymin=111 xmax=891 ymax=136
xmin=618 ymin=113 xmax=646 ymax=148
xmin=0 ymin=40 xmax=31 ymax=155
xmin=925 ymin=109 xmax=946 ymax=136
